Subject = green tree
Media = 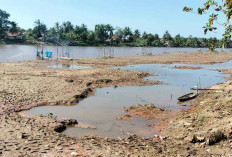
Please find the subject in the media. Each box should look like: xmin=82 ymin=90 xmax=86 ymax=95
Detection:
xmin=133 ymin=29 xmax=141 ymax=39
xmin=162 ymin=31 xmax=173 ymax=47
xmin=173 ymin=34 xmax=182 ymax=47
xmin=147 ymin=34 xmax=155 ymax=46
xmin=0 ymin=9 xmax=10 ymax=38
xmin=123 ymin=27 xmax=133 ymax=42
xmin=95 ymin=24 xmax=111 ymax=43
xmin=62 ymin=21 xmax=74 ymax=33
xmin=142 ymin=32 xmax=148 ymax=39
xmin=87 ymin=31 xmax=96 ymax=44
xmin=115 ymin=27 xmax=123 ymax=42
xmin=32 ymin=20 xmax=48 ymax=40
xmin=153 ymin=34 xmax=161 ymax=46
xmin=9 ymin=22 xmax=18 ymax=33
xmin=183 ymin=0 xmax=232 ymax=48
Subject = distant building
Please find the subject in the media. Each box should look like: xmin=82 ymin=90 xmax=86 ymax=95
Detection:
xmin=6 ymin=32 xmax=23 ymax=40
xmin=106 ymin=35 xmax=120 ymax=44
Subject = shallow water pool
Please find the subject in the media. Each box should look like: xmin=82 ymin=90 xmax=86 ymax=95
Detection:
xmin=26 ymin=61 xmax=230 ymax=138
xmin=46 ymin=64 xmax=92 ymax=70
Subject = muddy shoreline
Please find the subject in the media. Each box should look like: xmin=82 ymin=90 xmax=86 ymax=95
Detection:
xmin=0 ymin=52 xmax=232 ymax=156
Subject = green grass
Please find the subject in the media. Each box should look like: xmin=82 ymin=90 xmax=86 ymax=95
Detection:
xmin=200 ymin=117 xmax=208 ymax=121
xmin=59 ymin=132 xmax=67 ymax=137
xmin=47 ymin=113 xmax=57 ymax=120
xmin=0 ymin=90 xmax=6 ymax=94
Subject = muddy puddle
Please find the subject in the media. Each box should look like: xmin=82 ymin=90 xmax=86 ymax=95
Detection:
xmin=46 ymin=64 xmax=92 ymax=69
xmin=26 ymin=62 xmax=230 ymax=138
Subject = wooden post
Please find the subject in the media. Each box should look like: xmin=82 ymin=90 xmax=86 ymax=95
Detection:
xmin=57 ymin=47 xmax=58 ymax=60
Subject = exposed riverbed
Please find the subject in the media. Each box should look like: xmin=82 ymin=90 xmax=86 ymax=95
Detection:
xmin=1 ymin=52 xmax=232 ymax=156
xmin=26 ymin=61 xmax=230 ymax=138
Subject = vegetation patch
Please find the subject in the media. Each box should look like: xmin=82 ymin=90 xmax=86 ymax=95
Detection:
xmin=0 ymin=90 xmax=7 ymax=94
xmin=47 ymin=113 xmax=57 ymax=120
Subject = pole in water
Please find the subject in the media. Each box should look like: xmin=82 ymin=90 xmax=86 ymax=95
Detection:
xmin=41 ymin=46 xmax=44 ymax=60
xmin=57 ymin=47 xmax=58 ymax=60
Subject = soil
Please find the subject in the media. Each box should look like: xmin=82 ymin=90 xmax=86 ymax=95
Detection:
xmin=0 ymin=52 xmax=232 ymax=156
xmin=0 ymin=61 xmax=159 ymax=115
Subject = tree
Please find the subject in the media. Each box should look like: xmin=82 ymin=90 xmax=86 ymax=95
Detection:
xmin=153 ymin=34 xmax=161 ymax=46
xmin=123 ymin=27 xmax=133 ymax=42
xmin=106 ymin=24 xmax=114 ymax=39
xmin=95 ymin=24 xmax=115 ymax=44
xmin=62 ymin=21 xmax=74 ymax=33
xmin=0 ymin=9 xmax=10 ymax=38
xmin=173 ymin=34 xmax=182 ymax=47
xmin=134 ymin=29 xmax=140 ymax=39
xmin=115 ymin=27 xmax=123 ymax=42
xmin=162 ymin=31 xmax=173 ymax=47
xmin=142 ymin=32 xmax=148 ymax=39
xmin=32 ymin=20 xmax=47 ymax=40
xmin=9 ymin=22 xmax=18 ymax=33
xmin=183 ymin=0 xmax=232 ymax=48
xmin=87 ymin=31 xmax=96 ymax=44
xmin=95 ymin=24 xmax=107 ymax=43
xmin=147 ymin=34 xmax=155 ymax=46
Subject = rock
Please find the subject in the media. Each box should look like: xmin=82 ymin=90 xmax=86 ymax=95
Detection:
xmin=183 ymin=122 xmax=192 ymax=127
xmin=207 ymin=129 xmax=226 ymax=145
xmin=60 ymin=119 xmax=78 ymax=126
xmin=54 ymin=124 xmax=66 ymax=133
xmin=65 ymin=78 xmax=74 ymax=83
xmin=191 ymin=135 xmax=205 ymax=143
xmin=86 ymin=82 xmax=92 ymax=86
xmin=95 ymin=79 xmax=112 ymax=84
xmin=71 ymin=152 xmax=78 ymax=156
xmin=18 ymin=133 xmax=28 ymax=139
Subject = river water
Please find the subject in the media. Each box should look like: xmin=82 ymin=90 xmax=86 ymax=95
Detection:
xmin=26 ymin=61 xmax=230 ymax=138
xmin=1 ymin=44 xmax=232 ymax=62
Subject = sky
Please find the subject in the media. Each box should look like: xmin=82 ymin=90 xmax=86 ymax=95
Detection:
xmin=0 ymin=0 xmax=226 ymax=38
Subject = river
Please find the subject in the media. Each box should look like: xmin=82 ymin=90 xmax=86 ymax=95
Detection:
xmin=1 ymin=44 xmax=232 ymax=62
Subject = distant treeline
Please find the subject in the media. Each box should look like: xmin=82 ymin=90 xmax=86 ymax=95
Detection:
xmin=0 ymin=9 xmax=231 ymax=48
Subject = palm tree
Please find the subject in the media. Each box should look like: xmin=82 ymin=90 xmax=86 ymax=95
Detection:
xmin=162 ymin=31 xmax=173 ymax=47
xmin=134 ymin=29 xmax=140 ymax=39
xmin=33 ymin=19 xmax=48 ymax=40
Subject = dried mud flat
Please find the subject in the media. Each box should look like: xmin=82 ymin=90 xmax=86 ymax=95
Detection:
xmin=0 ymin=52 xmax=232 ymax=156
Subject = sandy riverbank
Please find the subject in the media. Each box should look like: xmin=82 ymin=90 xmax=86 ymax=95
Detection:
xmin=0 ymin=52 xmax=232 ymax=156
xmin=72 ymin=52 xmax=232 ymax=67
